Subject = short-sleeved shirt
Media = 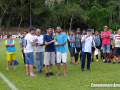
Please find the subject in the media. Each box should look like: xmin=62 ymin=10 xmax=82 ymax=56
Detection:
xmin=113 ymin=34 xmax=120 ymax=47
xmin=56 ymin=33 xmax=67 ymax=52
xmin=5 ymin=40 xmax=15 ymax=54
xmin=75 ymin=34 xmax=81 ymax=47
xmin=69 ymin=35 xmax=75 ymax=47
xmin=81 ymin=35 xmax=95 ymax=53
xmin=24 ymin=33 xmax=35 ymax=53
xmin=95 ymin=35 xmax=101 ymax=46
xmin=34 ymin=35 xmax=44 ymax=52
xmin=101 ymin=31 xmax=111 ymax=45
xmin=19 ymin=37 xmax=25 ymax=49
xmin=110 ymin=34 xmax=114 ymax=45
xmin=43 ymin=34 xmax=55 ymax=52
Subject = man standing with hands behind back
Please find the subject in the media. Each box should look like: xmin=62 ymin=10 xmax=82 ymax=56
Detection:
xmin=56 ymin=25 xmax=67 ymax=77
xmin=101 ymin=26 xmax=111 ymax=63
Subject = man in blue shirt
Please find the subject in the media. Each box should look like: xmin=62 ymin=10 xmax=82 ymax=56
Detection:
xmin=68 ymin=30 xmax=76 ymax=66
xmin=56 ymin=25 xmax=67 ymax=77
xmin=44 ymin=25 xmax=56 ymax=77
xmin=75 ymin=28 xmax=81 ymax=64
xmin=109 ymin=29 xmax=114 ymax=58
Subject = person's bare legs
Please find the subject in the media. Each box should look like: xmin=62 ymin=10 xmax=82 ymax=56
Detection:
xmin=103 ymin=53 xmax=106 ymax=61
xmin=63 ymin=63 xmax=67 ymax=76
xmin=30 ymin=64 xmax=37 ymax=76
xmin=108 ymin=53 xmax=111 ymax=60
xmin=71 ymin=57 xmax=74 ymax=63
xmin=26 ymin=64 xmax=29 ymax=75
xmin=49 ymin=64 xmax=53 ymax=73
xmin=45 ymin=65 xmax=48 ymax=73
xmin=6 ymin=61 xmax=9 ymax=70
xmin=114 ymin=56 xmax=117 ymax=62
xmin=12 ymin=60 xmax=16 ymax=69
xmin=56 ymin=63 xmax=60 ymax=76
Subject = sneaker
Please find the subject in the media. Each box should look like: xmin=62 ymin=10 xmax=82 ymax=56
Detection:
xmin=49 ymin=72 xmax=55 ymax=76
xmin=75 ymin=61 xmax=78 ymax=64
xmin=87 ymin=68 xmax=91 ymax=71
xmin=72 ymin=62 xmax=76 ymax=66
xmin=118 ymin=61 xmax=120 ymax=63
xmin=101 ymin=58 xmax=103 ymax=61
xmin=104 ymin=60 xmax=107 ymax=63
xmin=81 ymin=69 xmax=84 ymax=71
xmin=40 ymin=70 xmax=43 ymax=72
xmin=91 ymin=60 xmax=94 ymax=62
xmin=46 ymin=73 xmax=49 ymax=77
xmin=37 ymin=71 xmax=41 ymax=73
xmin=108 ymin=60 xmax=111 ymax=63
xmin=113 ymin=62 xmax=115 ymax=64
xmin=70 ymin=62 xmax=72 ymax=64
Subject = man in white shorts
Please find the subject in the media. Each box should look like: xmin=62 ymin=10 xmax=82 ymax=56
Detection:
xmin=44 ymin=25 xmax=56 ymax=77
xmin=56 ymin=25 xmax=67 ymax=77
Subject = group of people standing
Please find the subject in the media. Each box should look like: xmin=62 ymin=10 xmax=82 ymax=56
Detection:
xmin=5 ymin=25 xmax=120 ymax=77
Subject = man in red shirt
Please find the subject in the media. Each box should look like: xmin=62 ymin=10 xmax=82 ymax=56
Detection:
xmin=101 ymin=26 xmax=111 ymax=63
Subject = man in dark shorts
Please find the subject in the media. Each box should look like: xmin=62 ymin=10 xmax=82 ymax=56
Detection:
xmin=75 ymin=28 xmax=81 ymax=64
xmin=112 ymin=29 xmax=120 ymax=64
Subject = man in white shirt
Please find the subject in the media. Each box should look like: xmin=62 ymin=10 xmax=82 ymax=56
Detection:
xmin=81 ymin=29 xmax=96 ymax=71
xmin=34 ymin=29 xmax=44 ymax=73
xmin=112 ymin=29 xmax=120 ymax=64
xmin=24 ymin=27 xmax=38 ymax=77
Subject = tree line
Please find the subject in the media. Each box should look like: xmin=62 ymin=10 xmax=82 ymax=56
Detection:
xmin=0 ymin=0 xmax=120 ymax=32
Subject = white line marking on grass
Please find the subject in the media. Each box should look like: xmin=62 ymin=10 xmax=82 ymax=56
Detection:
xmin=0 ymin=72 xmax=18 ymax=90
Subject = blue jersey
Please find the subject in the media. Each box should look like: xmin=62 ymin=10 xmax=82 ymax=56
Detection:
xmin=110 ymin=34 xmax=114 ymax=45
xmin=95 ymin=35 xmax=101 ymax=46
xmin=69 ymin=35 xmax=75 ymax=47
xmin=75 ymin=34 xmax=81 ymax=47
xmin=43 ymin=34 xmax=55 ymax=52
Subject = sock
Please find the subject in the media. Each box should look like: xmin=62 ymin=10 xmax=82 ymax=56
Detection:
xmin=114 ymin=61 xmax=115 ymax=62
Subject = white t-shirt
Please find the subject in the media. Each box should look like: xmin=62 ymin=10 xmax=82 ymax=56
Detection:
xmin=114 ymin=34 xmax=120 ymax=47
xmin=24 ymin=33 xmax=35 ymax=53
xmin=81 ymin=35 xmax=95 ymax=53
xmin=34 ymin=35 xmax=44 ymax=52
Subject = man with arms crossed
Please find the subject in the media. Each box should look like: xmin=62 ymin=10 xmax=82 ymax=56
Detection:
xmin=34 ymin=29 xmax=44 ymax=73
xmin=112 ymin=29 xmax=120 ymax=64
xmin=44 ymin=25 xmax=56 ymax=77
xmin=101 ymin=26 xmax=111 ymax=63
xmin=56 ymin=26 xmax=67 ymax=76
xmin=24 ymin=27 xmax=38 ymax=77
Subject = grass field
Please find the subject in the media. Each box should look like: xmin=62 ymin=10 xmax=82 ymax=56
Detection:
xmin=0 ymin=39 xmax=120 ymax=90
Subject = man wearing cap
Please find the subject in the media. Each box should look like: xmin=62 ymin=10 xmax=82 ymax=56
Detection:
xmin=44 ymin=25 xmax=56 ymax=77
xmin=81 ymin=29 xmax=96 ymax=71
xmin=24 ymin=27 xmax=38 ymax=77
xmin=75 ymin=28 xmax=81 ymax=64
xmin=101 ymin=26 xmax=111 ymax=63
xmin=68 ymin=30 xmax=76 ymax=66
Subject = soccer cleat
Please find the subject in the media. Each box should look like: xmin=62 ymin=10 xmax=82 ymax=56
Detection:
xmin=87 ymin=68 xmax=91 ymax=71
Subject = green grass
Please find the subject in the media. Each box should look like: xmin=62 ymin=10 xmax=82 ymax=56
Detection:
xmin=0 ymin=39 xmax=120 ymax=90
